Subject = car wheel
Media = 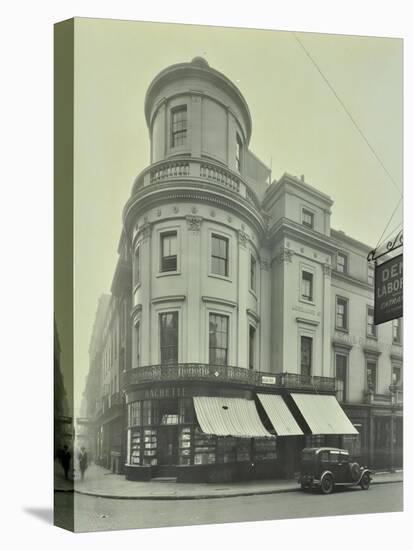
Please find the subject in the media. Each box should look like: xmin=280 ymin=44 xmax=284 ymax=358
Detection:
xmin=321 ymin=474 xmax=334 ymax=495
xmin=360 ymin=473 xmax=371 ymax=490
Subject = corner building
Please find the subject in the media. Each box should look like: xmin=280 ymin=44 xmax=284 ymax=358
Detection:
xmin=86 ymin=58 xmax=402 ymax=482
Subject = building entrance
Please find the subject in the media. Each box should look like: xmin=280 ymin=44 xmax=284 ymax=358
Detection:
xmin=157 ymin=426 xmax=179 ymax=466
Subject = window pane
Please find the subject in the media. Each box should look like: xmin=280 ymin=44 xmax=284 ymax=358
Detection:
xmin=171 ymin=106 xmax=187 ymax=147
xmin=211 ymin=235 xmax=229 ymax=276
xmin=336 ymin=355 xmax=347 ymax=401
xmin=300 ymin=336 xmax=312 ymax=377
xmin=366 ymin=362 xmax=377 ymax=391
xmin=249 ymin=326 xmax=255 ymax=369
xmin=209 ymin=314 xmax=229 ymax=366
xmin=160 ymin=312 xmax=178 ymax=364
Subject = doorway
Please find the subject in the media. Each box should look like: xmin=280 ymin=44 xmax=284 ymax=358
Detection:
xmin=157 ymin=426 xmax=178 ymax=466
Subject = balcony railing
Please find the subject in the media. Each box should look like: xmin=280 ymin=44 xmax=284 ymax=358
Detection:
xmin=132 ymin=157 xmax=260 ymax=210
xmin=364 ymin=386 xmax=403 ymax=406
xmin=122 ymin=363 xmax=336 ymax=392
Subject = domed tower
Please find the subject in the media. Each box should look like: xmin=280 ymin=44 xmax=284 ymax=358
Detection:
xmin=122 ymin=59 xmax=274 ymax=481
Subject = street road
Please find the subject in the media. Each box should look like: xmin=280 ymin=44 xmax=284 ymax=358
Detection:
xmin=55 ymin=482 xmax=403 ymax=532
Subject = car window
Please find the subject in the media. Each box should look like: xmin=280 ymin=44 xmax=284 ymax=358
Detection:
xmin=319 ymin=451 xmax=329 ymax=462
xmin=339 ymin=452 xmax=349 ymax=462
xmin=330 ymin=451 xmax=339 ymax=463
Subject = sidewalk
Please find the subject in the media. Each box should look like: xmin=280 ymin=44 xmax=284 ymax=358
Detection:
xmin=55 ymin=463 xmax=403 ymax=500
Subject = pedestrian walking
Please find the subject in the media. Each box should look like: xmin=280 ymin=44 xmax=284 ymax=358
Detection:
xmin=60 ymin=445 xmax=71 ymax=480
xmin=78 ymin=446 xmax=88 ymax=481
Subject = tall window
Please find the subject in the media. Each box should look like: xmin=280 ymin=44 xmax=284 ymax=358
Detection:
xmin=336 ymin=354 xmax=347 ymax=402
xmin=250 ymin=254 xmax=257 ymax=292
xmin=236 ymin=134 xmax=242 ymax=172
xmin=133 ymin=246 xmax=140 ymax=286
xmin=301 ymin=271 xmax=313 ymax=301
xmin=393 ymin=319 xmax=401 ymax=343
xmin=160 ymin=231 xmax=177 ymax=272
xmin=367 ymin=306 xmax=377 ymax=337
xmin=336 ymin=297 xmax=348 ymax=330
xmin=135 ymin=322 xmax=141 ymax=367
xmin=209 ymin=314 xmax=229 ymax=366
xmin=249 ymin=325 xmax=256 ymax=369
xmin=302 ymin=208 xmax=314 ymax=229
xmin=337 ymin=252 xmax=348 ymax=274
xmin=300 ymin=336 xmax=312 ymax=377
xmin=171 ymin=106 xmax=187 ymax=147
xmin=211 ymin=234 xmax=229 ymax=277
xmin=366 ymin=360 xmax=377 ymax=392
xmin=160 ymin=312 xmax=178 ymax=365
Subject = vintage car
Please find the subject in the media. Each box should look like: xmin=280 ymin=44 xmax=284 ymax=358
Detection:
xmin=299 ymin=447 xmax=373 ymax=494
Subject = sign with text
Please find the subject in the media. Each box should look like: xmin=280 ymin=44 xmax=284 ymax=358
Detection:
xmin=374 ymin=254 xmax=403 ymax=325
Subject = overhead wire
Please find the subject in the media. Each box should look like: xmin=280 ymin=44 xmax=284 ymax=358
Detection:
xmin=292 ymin=33 xmax=403 ymax=253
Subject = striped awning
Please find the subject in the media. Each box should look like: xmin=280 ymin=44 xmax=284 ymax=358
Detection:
xmin=193 ymin=396 xmax=274 ymax=438
xmin=257 ymin=393 xmax=304 ymax=436
xmin=291 ymin=393 xmax=358 ymax=435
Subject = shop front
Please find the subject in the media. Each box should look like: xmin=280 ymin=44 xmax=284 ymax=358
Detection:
xmin=123 ymin=383 xmax=357 ymax=482
xmin=124 ymin=385 xmax=283 ymax=482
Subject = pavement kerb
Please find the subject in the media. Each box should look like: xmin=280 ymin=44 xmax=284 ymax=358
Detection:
xmin=70 ymin=476 xmax=402 ymax=501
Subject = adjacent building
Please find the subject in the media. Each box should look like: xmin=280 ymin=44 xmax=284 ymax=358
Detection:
xmin=84 ymin=57 xmax=402 ymax=482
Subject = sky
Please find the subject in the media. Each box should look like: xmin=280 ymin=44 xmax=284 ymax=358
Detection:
xmin=70 ymin=18 xmax=402 ymax=413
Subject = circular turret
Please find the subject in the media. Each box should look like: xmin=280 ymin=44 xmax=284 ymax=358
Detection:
xmin=144 ymin=58 xmax=252 ymax=168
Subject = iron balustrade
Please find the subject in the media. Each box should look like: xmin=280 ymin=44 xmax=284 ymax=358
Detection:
xmin=121 ymin=363 xmax=336 ymax=391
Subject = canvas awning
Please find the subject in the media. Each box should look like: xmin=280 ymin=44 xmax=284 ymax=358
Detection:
xmin=290 ymin=393 xmax=358 ymax=435
xmin=257 ymin=393 xmax=304 ymax=436
xmin=193 ymin=396 xmax=273 ymax=438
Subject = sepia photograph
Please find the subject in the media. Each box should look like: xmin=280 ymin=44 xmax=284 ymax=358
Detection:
xmin=53 ymin=16 xmax=403 ymax=533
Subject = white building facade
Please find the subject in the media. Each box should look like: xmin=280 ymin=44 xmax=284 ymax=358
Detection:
xmin=85 ymin=58 xmax=402 ymax=482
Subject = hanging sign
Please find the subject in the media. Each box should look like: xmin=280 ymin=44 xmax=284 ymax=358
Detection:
xmin=374 ymin=254 xmax=403 ymax=325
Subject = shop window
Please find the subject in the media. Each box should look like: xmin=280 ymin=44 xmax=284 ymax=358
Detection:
xmin=302 ymin=208 xmax=314 ymax=229
xmin=367 ymin=306 xmax=377 ymax=338
xmin=142 ymin=400 xmax=159 ymax=425
xmin=130 ymin=429 xmax=141 ymax=465
xmin=301 ymin=270 xmax=313 ymax=301
xmin=160 ymin=311 xmax=178 ymax=364
xmin=335 ymin=354 xmax=348 ymax=402
xmin=366 ymin=361 xmax=377 ymax=392
xmin=336 ymin=296 xmax=348 ymax=330
xmin=179 ymin=397 xmax=194 ymax=423
xmin=194 ymin=428 xmax=216 ymax=465
xmin=142 ymin=428 xmax=157 ymax=466
xmin=217 ymin=437 xmax=237 ymax=463
xmin=211 ymin=234 xmax=229 ymax=277
xmin=300 ymin=336 xmax=312 ymax=377
xmin=236 ymin=439 xmax=251 ymax=462
xmin=337 ymin=252 xmax=348 ymax=274
xmin=249 ymin=325 xmax=256 ymax=370
xmin=159 ymin=398 xmax=179 ymax=424
xmin=209 ymin=313 xmax=229 ymax=366
xmin=253 ymin=438 xmax=277 ymax=461
xmin=179 ymin=427 xmax=192 ymax=465
xmin=129 ymin=401 xmax=142 ymax=427
xmin=250 ymin=254 xmax=257 ymax=292
xmin=171 ymin=105 xmax=187 ymax=147
xmin=160 ymin=231 xmax=177 ymax=272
